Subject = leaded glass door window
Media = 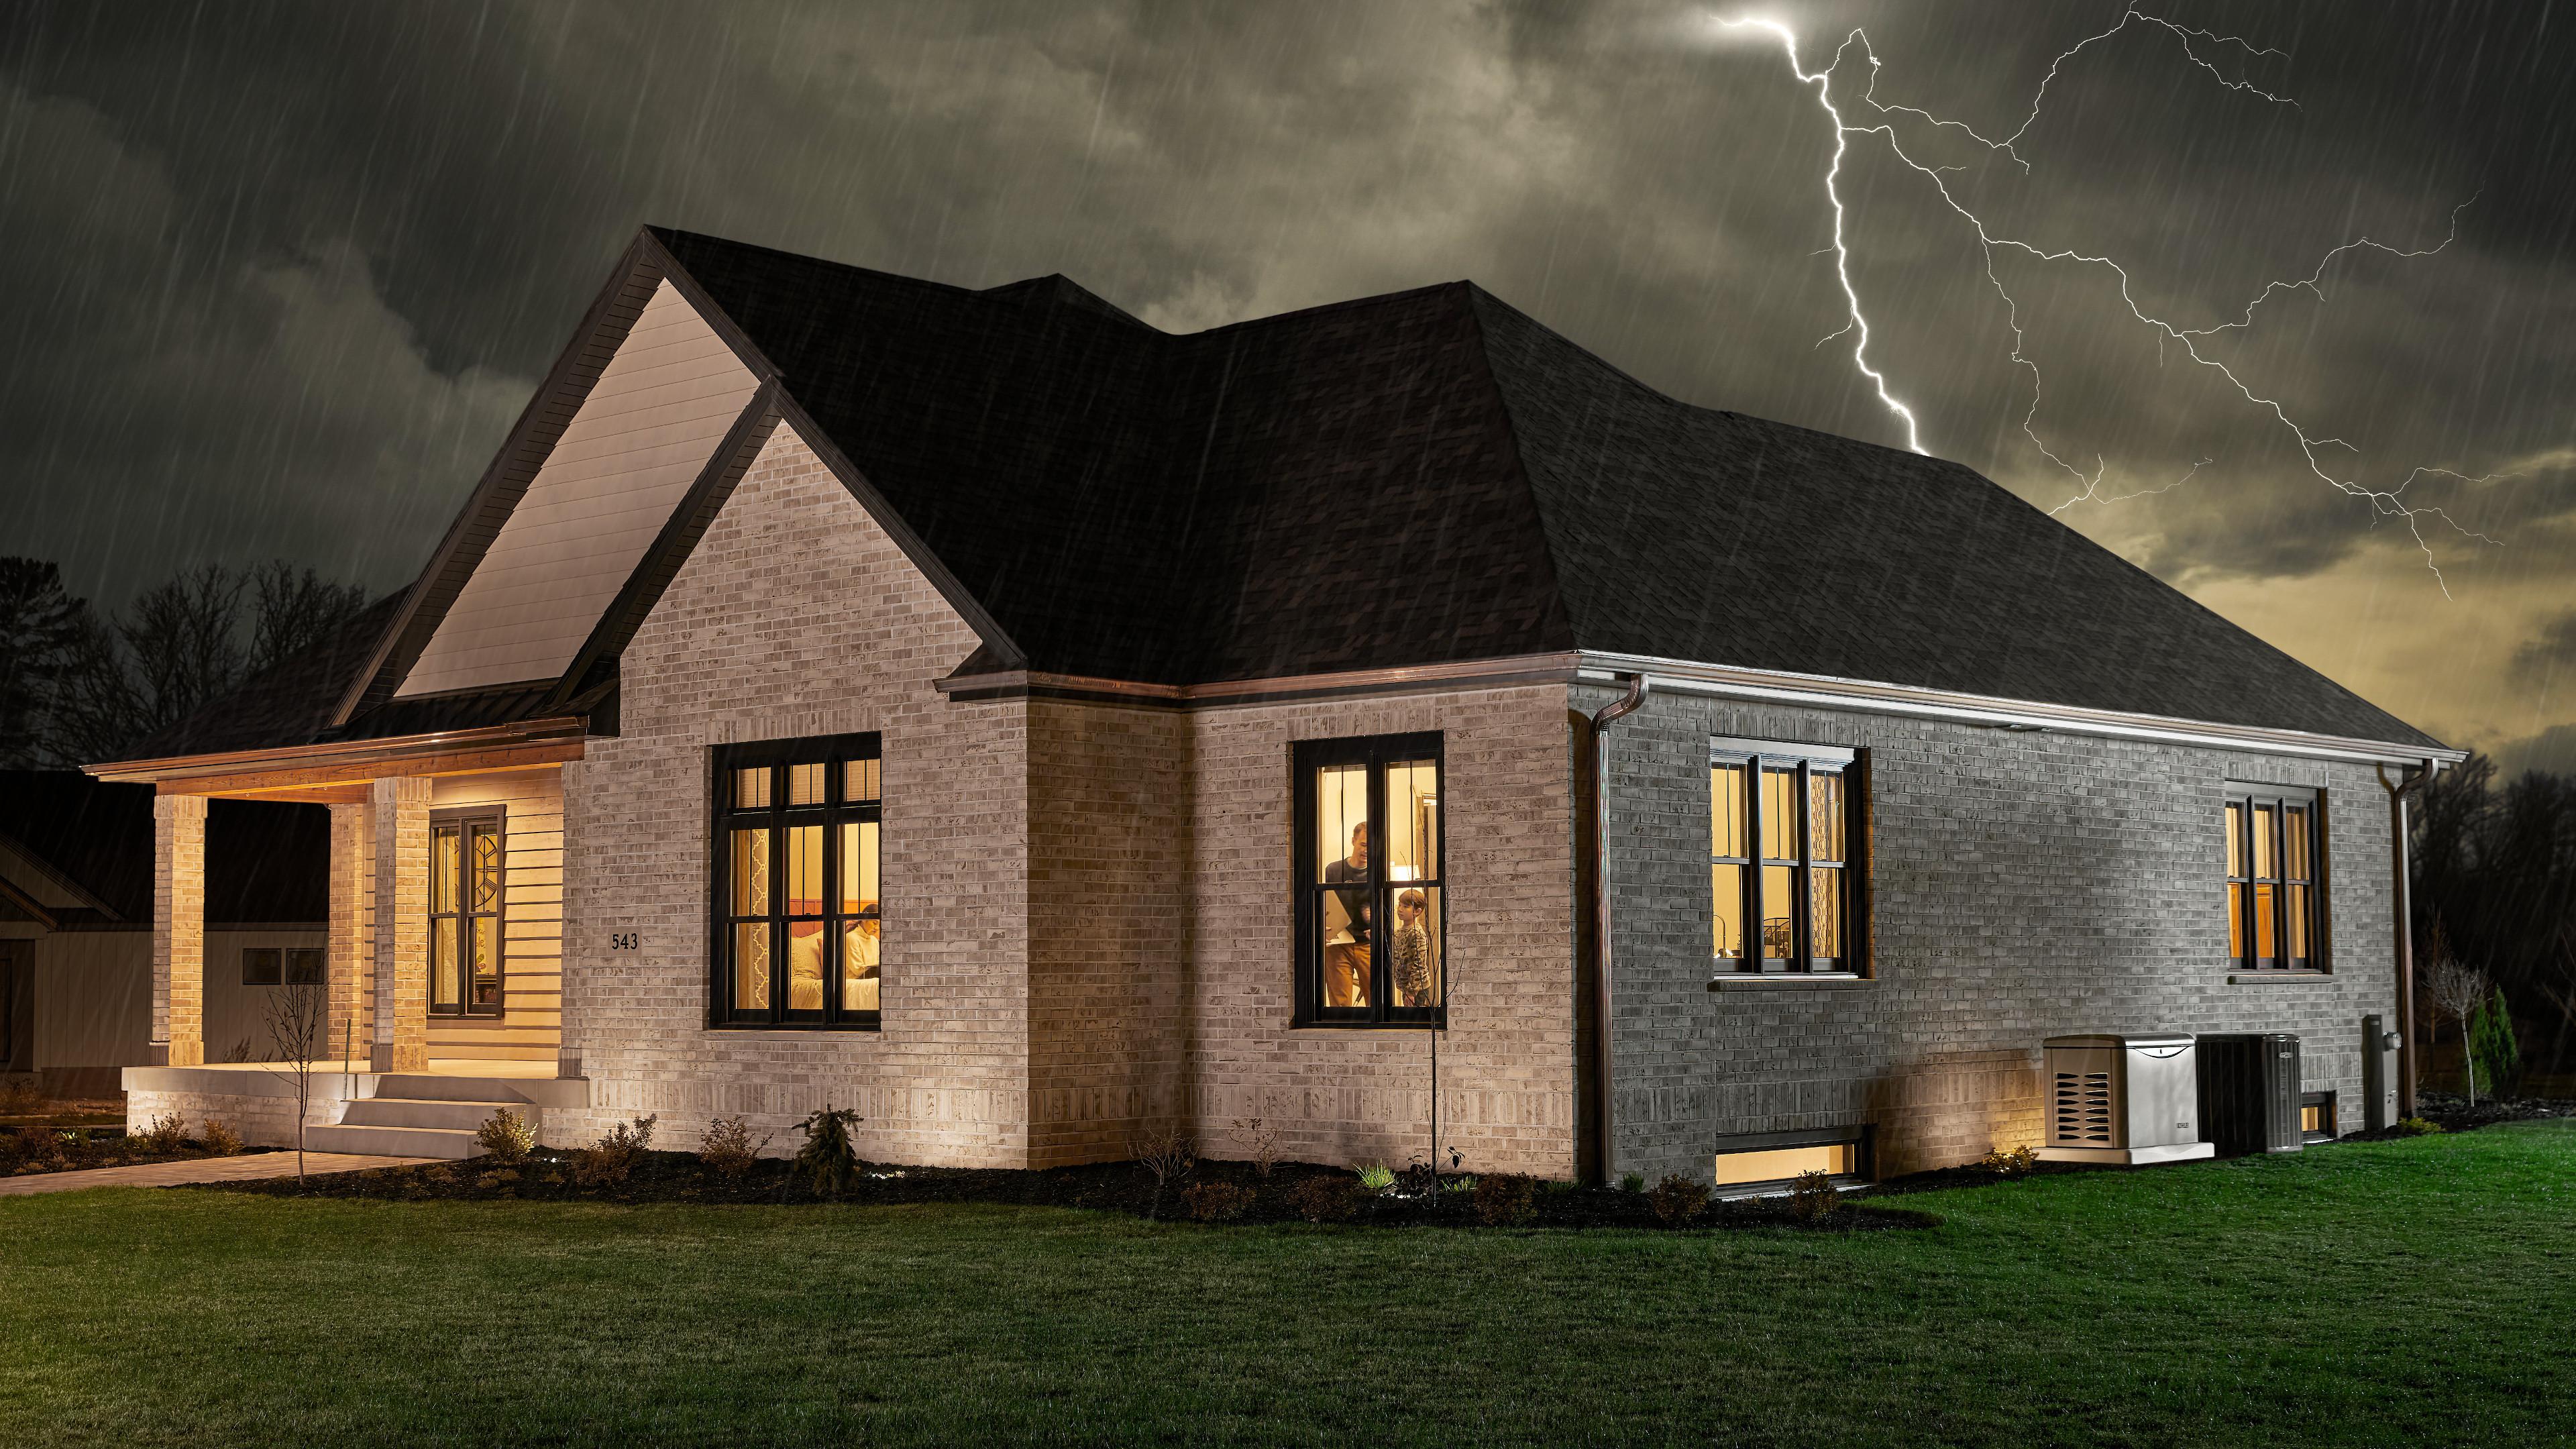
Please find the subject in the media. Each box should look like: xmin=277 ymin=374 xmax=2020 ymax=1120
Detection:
xmin=430 ymin=810 xmax=504 ymax=1018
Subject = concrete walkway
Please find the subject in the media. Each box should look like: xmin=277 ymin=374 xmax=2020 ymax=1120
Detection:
xmin=0 ymin=1151 xmax=435 ymax=1197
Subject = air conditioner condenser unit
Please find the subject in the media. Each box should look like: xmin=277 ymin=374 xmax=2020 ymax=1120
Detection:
xmin=2036 ymin=1033 xmax=2216 ymax=1165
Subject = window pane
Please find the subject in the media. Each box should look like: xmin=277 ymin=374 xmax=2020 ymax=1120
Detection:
xmin=788 ymin=920 xmax=826 ymax=1011
xmin=788 ymin=761 xmax=824 ymax=806
xmin=2252 ymin=805 xmax=2277 ymax=879
xmin=843 ymin=918 xmax=881 ymax=1012
xmin=1322 ymin=888 xmax=1373 ymax=1009
xmin=2253 ymin=883 xmax=2278 ymax=960
xmin=731 ymin=828 xmax=770 ymax=916
xmin=1760 ymin=863 xmax=1794 ymax=959
xmin=2228 ymin=881 xmax=2245 ymax=959
xmin=1317 ymin=763 xmax=1370 ymax=880
xmin=787 ymin=825 xmax=824 ymax=916
xmin=2224 ymin=802 xmax=2244 ymax=878
xmin=431 ymin=826 xmax=459 ymax=914
xmin=1713 ymin=863 xmax=1745 ymax=960
xmin=1386 ymin=759 xmax=1440 ymax=882
xmin=470 ymin=827 xmax=500 ymax=913
xmin=284 ymin=947 xmax=326 ymax=985
xmin=1809 ymin=771 xmax=1845 ymax=865
xmin=733 ymin=923 xmax=771 ymax=1014
xmin=433 ymin=919 xmax=458 ymax=1007
xmin=471 ymin=916 xmax=500 ymax=1006
xmin=845 ymin=758 xmax=879 ymax=803
xmin=2284 ymin=806 xmax=2310 ymax=881
xmin=841 ymin=820 xmax=879 ymax=916
xmin=1760 ymin=769 xmax=1799 ymax=861
xmin=1711 ymin=763 xmax=1745 ymax=859
xmin=244 ymin=947 xmax=281 ymax=985
xmin=1391 ymin=885 xmax=1440 ymax=1008
xmin=1811 ymin=865 xmax=1842 ymax=961
xmin=735 ymin=766 xmax=771 ymax=810
xmin=2286 ymin=883 xmax=2309 ymax=959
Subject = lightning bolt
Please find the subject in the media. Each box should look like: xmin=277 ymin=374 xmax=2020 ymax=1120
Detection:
xmin=1718 ymin=8 xmax=2508 ymax=595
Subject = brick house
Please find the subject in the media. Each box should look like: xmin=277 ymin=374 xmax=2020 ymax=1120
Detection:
xmin=94 ymin=227 xmax=2459 ymax=1182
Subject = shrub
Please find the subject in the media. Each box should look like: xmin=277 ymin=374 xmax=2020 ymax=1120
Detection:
xmin=1289 ymin=1174 xmax=1363 ymax=1223
xmin=571 ymin=1114 xmax=657 ymax=1189
xmin=1396 ymin=1161 xmax=1438 ymax=1197
xmin=2469 ymin=987 xmax=2523 ymax=1097
xmin=1472 ymin=1173 xmax=1538 ymax=1226
xmin=793 ymin=1105 xmax=863 ymax=1198
xmin=474 ymin=1109 xmax=536 ymax=1164
xmin=699 ymin=1115 xmax=769 ymax=1181
xmin=1230 ymin=1117 xmax=1281 ymax=1179
xmin=1357 ymin=1163 xmax=1397 ymax=1195
xmin=1979 ymin=1144 xmax=2038 ymax=1179
xmin=1183 ymin=1180 xmax=1256 ymax=1222
xmin=1788 ymin=1169 xmax=1841 ymax=1222
xmin=1133 ymin=1124 xmax=1197 ymax=1210
xmin=1646 ymin=1173 xmax=1711 ymax=1226
xmin=2397 ymin=1116 xmax=2445 ymax=1136
xmin=1618 ymin=1170 xmax=1646 ymax=1194
xmin=199 ymin=1119 xmax=245 ymax=1157
xmin=142 ymin=1112 xmax=188 ymax=1154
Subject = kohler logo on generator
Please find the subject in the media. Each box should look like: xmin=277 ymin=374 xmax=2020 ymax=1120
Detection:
xmin=2037 ymin=1034 xmax=2217 ymax=1166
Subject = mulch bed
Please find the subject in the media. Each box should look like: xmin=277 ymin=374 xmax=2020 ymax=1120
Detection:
xmin=206 ymin=1152 xmax=1933 ymax=1232
xmin=3 ymin=1125 xmax=275 ymax=1178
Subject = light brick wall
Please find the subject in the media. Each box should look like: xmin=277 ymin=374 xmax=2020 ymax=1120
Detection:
xmin=371 ymin=776 xmax=431 ymax=1072
xmin=1185 ymin=685 xmax=1579 ymax=1178
xmin=1588 ymin=684 xmax=2401 ymax=1182
xmin=327 ymin=800 xmax=374 ymax=1061
xmin=151 ymin=794 xmax=207 ymax=1066
xmin=128 ymin=1081 xmax=350 ymax=1149
xmin=559 ymin=423 xmax=1032 ymax=1165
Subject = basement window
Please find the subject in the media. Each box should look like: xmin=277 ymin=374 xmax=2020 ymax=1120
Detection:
xmin=713 ymin=733 xmax=882 ymax=1030
xmin=1711 ymin=1128 xmax=1870 ymax=1192
xmin=2224 ymin=784 xmax=2326 ymax=972
xmin=1292 ymin=733 xmax=1444 ymax=1028
xmin=1711 ymin=739 xmax=1866 ymax=975
xmin=2301 ymin=1091 xmax=2337 ymax=1142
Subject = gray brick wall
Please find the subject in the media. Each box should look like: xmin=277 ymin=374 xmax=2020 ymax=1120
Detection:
xmin=1586 ymin=682 xmax=2400 ymax=1182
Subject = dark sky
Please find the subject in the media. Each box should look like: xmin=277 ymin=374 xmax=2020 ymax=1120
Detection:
xmin=3 ymin=0 xmax=2569 ymax=767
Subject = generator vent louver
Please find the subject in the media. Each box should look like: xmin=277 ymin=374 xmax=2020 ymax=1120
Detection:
xmin=2053 ymin=1071 xmax=2113 ymax=1142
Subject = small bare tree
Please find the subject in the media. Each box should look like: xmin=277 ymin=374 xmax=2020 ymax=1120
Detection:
xmin=265 ymin=978 xmax=328 ymax=1185
xmin=2422 ymin=949 xmax=2492 ymax=1108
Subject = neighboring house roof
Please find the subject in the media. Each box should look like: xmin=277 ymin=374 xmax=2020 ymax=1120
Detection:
xmin=0 ymin=771 xmax=328 ymax=925
xmin=117 ymin=225 xmax=2447 ymax=760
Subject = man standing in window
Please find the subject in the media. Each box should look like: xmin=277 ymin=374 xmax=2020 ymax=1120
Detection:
xmin=1324 ymin=822 xmax=1372 ymax=1007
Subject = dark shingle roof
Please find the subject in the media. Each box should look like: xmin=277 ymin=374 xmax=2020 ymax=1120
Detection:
xmin=127 ymin=227 xmax=2443 ymax=757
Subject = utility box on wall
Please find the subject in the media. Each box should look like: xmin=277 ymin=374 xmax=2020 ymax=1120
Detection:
xmin=2037 ymin=1034 xmax=2216 ymax=1165
xmin=2198 ymin=1032 xmax=2304 ymax=1155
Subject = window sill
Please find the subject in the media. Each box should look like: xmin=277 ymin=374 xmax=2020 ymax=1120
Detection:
xmin=1290 ymin=1020 xmax=1446 ymax=1032
xmin=2226 ymin=972 xmax=2334 ymax=984
xmin=703 ymin=1024 xmax=885 ymax=1034
xmin=1708 ymin=974 xmax=1870 ymax=992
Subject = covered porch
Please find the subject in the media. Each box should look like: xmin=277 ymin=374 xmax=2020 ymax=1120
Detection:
xmin=93 ymin=718 xmax=591 ymax=1151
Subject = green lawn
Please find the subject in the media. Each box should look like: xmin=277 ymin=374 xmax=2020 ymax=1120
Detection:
xmin=3 ymin=1125 xmax=2571 ymax=1448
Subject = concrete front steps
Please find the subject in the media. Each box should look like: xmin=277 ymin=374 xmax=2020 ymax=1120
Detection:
xmin=305 ymin=1073 xmax=547 ymax=1161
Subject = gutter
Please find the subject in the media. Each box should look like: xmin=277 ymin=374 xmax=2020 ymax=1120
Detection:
xmin=2377 ymin=758 xmax=2441 ymax=1120
xmin=1587 ymin=672 xmax=1648 ymax=1185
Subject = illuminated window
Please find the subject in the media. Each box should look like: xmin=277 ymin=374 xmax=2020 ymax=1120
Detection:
xmin=714 ymin=733 xmax=882 ymax=1029
xmin=2300 ymin=1091 xmax=2337 ymax=1142
xmin=1711 ymin=739 xmax=1864 ymax=975
xmin=1711 ymin=1130 xmax=1868 ymax=1189
xmin=429 ymin=809 xmax=504 ymax=1017
xmin=1293 ymin=733 xmax=1444 ymax=1027
xmin=2224 ymin=785 xmax=2324 ymax=972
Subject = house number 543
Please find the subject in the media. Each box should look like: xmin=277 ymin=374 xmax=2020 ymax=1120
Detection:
xmin=609 ymin=932 xmax=639 ymax=951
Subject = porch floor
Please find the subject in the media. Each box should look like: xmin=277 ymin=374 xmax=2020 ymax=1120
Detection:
xmin=178 ymin=1059 xmax=559 ymax=1079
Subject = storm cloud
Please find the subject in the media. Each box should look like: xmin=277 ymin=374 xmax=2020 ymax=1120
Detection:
xmin=1 ymin=0 xmax=2569 ymax=759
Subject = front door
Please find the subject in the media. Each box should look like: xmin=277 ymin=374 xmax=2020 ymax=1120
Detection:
xmin=429 ymin=812 xmax=504 ymax=1018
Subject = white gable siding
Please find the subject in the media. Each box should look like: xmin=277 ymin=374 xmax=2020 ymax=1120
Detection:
xmin=396 ymin=280 xmax=761 ymax=697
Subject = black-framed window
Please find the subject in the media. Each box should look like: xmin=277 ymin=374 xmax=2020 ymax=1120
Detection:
xmin=2301 ymin=1090 xmax=2337 ymax=1142
xmin=713 ymin=733 xmax=881 ymax=1029
xmin=243 ymin=946 xmax=326 ymax=987
xmin=1712 ymin=739 xmax=1863 ymax=975
xmin=2224 ymin=786 xmax=2323 ymax=972
xmin=431 ymin=808 xmax=505 ymax=1016
xmin=1293 ymin=733 xmax=1444 ymax=1028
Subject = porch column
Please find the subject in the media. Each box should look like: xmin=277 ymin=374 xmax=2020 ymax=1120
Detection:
xmin=150 ymin=794 xmax=207 ymax=1067
xmin=370 ymin=775 xmax=431 ymax=1073
xmin=328 ymin=799 xmax=376 ymax=1065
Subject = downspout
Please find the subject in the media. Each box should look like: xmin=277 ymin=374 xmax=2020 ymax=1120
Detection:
xmin=1589 ymin=673 xmax=1649 ymax=1185
xmin=2375 ymin=757 xmax=2438 ymax=1121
